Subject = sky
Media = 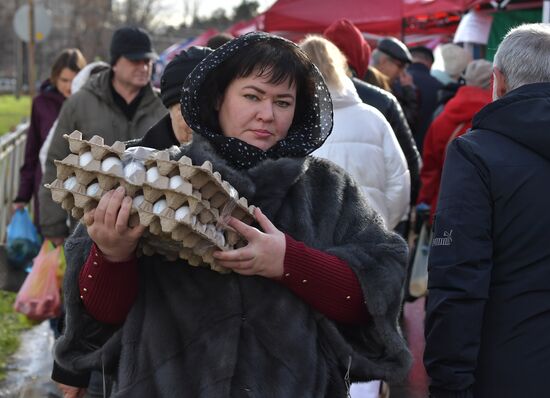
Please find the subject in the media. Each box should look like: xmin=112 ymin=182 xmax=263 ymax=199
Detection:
xmin=158 ymin=0 xmax=277 ymax=26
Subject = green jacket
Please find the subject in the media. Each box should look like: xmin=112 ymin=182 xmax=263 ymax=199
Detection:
xmin=38 ymin=69 xmax=167 ymax=237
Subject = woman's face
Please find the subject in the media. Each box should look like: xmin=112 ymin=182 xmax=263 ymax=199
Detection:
xmin=218 ymin=73 xmax=297 ymax=151
xmin=169 ymin=103 xmax=193 ymax=143
xmin=55 ymin=67 xmax=77 ymax=98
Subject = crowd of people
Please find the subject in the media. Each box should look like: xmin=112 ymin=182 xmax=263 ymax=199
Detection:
xmin=10 ymin=18 xmax=550 ymax=398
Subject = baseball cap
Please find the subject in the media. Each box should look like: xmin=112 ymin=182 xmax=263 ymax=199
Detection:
xmin=110 ymin=26 xmax=157 ymax=65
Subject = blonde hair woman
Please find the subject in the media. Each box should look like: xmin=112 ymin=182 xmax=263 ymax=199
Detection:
xmin=301 ymin=35 xmax=410 ymax=231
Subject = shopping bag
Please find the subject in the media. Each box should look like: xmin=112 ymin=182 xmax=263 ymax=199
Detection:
xmin=13 ymin=240 xmax=64 ymax=321
xmin=6 ymin=208 xmax=41 ymax=270
xmin=408 ymin=222 xmax=432 ymax=298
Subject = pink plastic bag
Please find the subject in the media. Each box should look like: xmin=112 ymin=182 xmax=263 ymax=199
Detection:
xmin=14 ymin=241 xmax=64 ymax=321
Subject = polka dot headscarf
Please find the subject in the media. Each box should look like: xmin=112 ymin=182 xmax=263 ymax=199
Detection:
xmin=180 ymin=31 xmax=333 ymax=170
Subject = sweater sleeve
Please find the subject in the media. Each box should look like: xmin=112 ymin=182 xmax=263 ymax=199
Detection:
xmin=278 ymin=234 xmax=370 ymax=324
xmin=80 ymin=235 xmax=369 ymax=325
xmin=51 ymin=360 xmax=90 ymax=388
xmin=78 ymin=244 xmax=139 ymax=325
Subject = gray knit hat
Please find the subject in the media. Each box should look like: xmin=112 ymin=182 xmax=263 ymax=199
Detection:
xmin=160 ymin=46 xmax=213 ymax=108
xmin=464 ymin=59 xmax=493 ymax=88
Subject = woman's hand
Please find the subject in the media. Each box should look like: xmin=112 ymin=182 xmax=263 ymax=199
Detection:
xmin=213 ymin=208 xmax=285 ymax=278
xmin=56 ymin=383 xmax=86 ymax=398
xmin=83 ymin=186 xmax=145 ymax=262
xmin=11 ymin=202 xmax=27 ymax=213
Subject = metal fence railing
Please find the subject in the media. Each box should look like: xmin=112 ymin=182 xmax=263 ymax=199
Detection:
xmin=0 ymin=123 xmax=28 ymax=243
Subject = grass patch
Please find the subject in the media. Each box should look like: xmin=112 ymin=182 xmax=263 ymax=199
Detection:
xmin=0 ymin=95 xmax=30 ymax=135
xmin=0 ymin=290 xmax=34 ymax=380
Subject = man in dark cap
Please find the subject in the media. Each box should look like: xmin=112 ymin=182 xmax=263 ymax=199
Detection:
xmin=371 ymin=37 xmax=419 ymax=131
xmin=39 ymin=26 xmax=166 ymax=248
xmin=372 ymin=37 xmax=413 ymax=81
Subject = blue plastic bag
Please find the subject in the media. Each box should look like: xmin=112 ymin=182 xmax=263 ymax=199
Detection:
xmin=7 ymin=208 xmax=41 ymax=270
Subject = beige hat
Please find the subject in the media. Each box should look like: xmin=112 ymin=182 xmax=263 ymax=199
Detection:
xmin=440 ymin=43 xmax=471 ymax=79
xmin=464 ymin=59 xmax=493 ymax=88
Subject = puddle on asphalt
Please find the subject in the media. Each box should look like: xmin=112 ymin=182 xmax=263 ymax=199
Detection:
xmin=0 ymin=321 xmax=61 ymax=397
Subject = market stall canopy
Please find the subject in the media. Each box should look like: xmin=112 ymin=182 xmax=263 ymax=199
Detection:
xmin=405 ymin=0 xmax=488 ymax=17
xmin=263 ymin=0 xmax=489 ymax=35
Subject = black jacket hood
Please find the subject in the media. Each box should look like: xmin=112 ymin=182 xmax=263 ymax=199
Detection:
xmin=473 ymin=82 xmax=550 ymax=161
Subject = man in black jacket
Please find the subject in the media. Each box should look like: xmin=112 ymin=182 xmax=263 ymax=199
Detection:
xmin=424 ymin=23 xmax=550 ymax=398
xmin=407 ymin=46 xmax=443 ymax=152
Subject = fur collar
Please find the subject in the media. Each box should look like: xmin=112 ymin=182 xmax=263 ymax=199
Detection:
xmin=174 ymin=134 xmax=308 ymax=217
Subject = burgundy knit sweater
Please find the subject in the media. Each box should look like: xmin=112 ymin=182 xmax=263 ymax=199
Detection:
xmin=79 ymin=234 xmax=370 ymax=325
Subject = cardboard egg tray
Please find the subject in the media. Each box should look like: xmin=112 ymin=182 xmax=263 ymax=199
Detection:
xmin=45 ymin=131 xmax=256 ymax=272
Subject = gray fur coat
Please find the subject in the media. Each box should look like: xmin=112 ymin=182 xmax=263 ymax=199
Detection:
xmin=55 ymin=135 xmax=411 ymax=397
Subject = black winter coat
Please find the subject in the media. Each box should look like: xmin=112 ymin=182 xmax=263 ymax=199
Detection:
xmin=133 ymin=113 xmax=180 ymax=150
xmin=425 ymin=83 xmax=550 ymax=398
xmin=352 ymin=77 xmax=421 ymax=203
xmin=407 ymin=63 xmax=443 ymax=152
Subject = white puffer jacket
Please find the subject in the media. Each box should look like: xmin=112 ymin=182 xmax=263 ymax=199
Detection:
xmin=313 ymin=78 xmax=410 ymax=229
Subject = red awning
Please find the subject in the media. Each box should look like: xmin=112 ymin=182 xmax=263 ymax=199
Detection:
xmin=263 ymin=0 xmax=491 ymax=35
xmin=404 ymin=0 xmax=487 ymax=17
xmin=264 ymin=0 xmax=403 ymax=34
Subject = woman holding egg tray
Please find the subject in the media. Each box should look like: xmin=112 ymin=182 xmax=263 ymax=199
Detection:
xmin=54 ymin=32 xmax=411 ymax=397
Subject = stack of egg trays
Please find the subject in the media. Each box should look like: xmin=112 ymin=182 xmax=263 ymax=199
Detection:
xmin=46 ymin=130 xmax=256 ymax=272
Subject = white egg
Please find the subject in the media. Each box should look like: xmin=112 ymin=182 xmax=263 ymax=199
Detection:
xmin=133 ymin=195 xmax=145 ymax=208
xmin=228 ymin=186 xmax=238 ymax=199
xmin=206 ymin=224 xmax=217 ymax=236
xmin=124 ymin=162 xmax=146 ymax=182
xmin=86 ymin=182 xmax=100 ymax=196
xmin=169 ymin=175 xmax=184 ymax=189
xmin=152 ymin=199 xmax=167 ymax=215
xmin=175 ymin=205 xmax=191 ymax=221
xmin=215 ymin=231 xmax=226 ymax=247
xmin=63 ymin=176 xmax=78 ymax=190
xmin=146 ymin=167 xmax=160 ymax=183
xmin=79 ymin=151 xmax=93 ymax=167
xmin=101 ymin=156 xmax=122 ymax=172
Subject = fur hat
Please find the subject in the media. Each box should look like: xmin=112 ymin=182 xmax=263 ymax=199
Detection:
xmin=160 ymin=46 xmax=213 ymax=108
xmin=440 ymin=43 xmax=471 ymax=79
xmin=464 ymin=59 xmax=493 ymax=88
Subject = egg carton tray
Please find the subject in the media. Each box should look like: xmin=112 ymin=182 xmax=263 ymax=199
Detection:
xmin=45 ymin=130 xmax=256 ymax=272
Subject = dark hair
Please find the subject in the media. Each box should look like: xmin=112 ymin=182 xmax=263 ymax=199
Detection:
xmin=206 ymin=33 xmax=235 ymax=49
xmin=50 ymin=48 xmax=87 ymax=84
xmin=198 ymin=38 xmax=316 ymax=135
xmin=410 ymin=46 xmax=435 ymax=64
